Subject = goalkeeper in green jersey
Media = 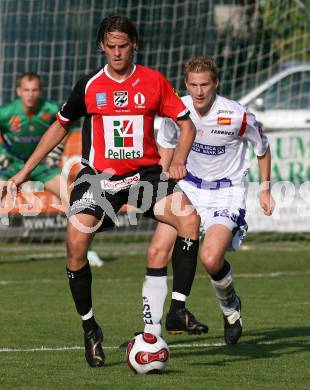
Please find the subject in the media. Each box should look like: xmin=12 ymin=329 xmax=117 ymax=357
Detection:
xmin=0 ymin=72 xmax=63 ymax=186
xmin=0 ymin=72 xmax=103 ymax=266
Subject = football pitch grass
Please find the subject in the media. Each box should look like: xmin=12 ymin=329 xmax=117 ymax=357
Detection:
xmin=0 ymin=242 xmax=309 ymax=389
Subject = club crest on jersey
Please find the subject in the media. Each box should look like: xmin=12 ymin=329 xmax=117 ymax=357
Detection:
xmin=96 ymin=92 xmax=107 ymax=108
xmin=134 ymin=92 xmax=145 ymax=108
xmin=114 ymin=91 xmax=128 ymax=107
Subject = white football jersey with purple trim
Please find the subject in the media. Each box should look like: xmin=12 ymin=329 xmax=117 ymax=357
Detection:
xmin=157 ymin=94 xmax=269 ymax=185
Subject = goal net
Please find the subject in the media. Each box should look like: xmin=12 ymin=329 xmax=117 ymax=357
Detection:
xmin=1 ymin=0 xmax=308 ymax=103
xmin=0 ymin=0 xmax=309 ymax=249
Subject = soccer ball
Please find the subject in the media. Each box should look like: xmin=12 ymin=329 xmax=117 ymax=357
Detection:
xmin=126 ymin=333 xmax=169 ymax=374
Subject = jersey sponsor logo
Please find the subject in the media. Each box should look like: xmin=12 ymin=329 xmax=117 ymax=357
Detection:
xmin=96 ymin=92 xmax=107 ymax=108
xmin=211 ymin=129 xmax=234 ymax=136
xmin=192 ymin=142 xmax=225 ymax=155
xmin=40 ymin=112 xmax=52 ymax=121
xmin=217 ymin=109 xmax=234 ymax=115
xmin=12 ymin=135 xmax=42 ymax=143
xmin=103 ymin=115 xmax=143 ymax=159
xmin=134 ymin=92 xmax=146 ymax=108
xmin=9 ymin=116 xmax=21 ymax=132
xmin=132 ymin=77 xmax=141 ymax=87
xmin=101 ymin=172 xmax=140 ymax=192
xmin=114 ymin=91 xmax=128 ymax=107
xmin=217 ymin=117 xmax=231 ymax=125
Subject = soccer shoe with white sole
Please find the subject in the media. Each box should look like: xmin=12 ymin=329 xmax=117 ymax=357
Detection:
xmin=223 ymin=297 xmax=242 ymax=345
xmin=165 ymin=308 xmax=209 ymax=335
xmin=84 ymin=326 xmax=105 ymax=367
xmin=87 ymin=250 xmax=104 ymax=267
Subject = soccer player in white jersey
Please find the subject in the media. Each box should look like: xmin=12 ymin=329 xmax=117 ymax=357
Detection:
xmin=142 ymin=56 xmax=275 ymax=344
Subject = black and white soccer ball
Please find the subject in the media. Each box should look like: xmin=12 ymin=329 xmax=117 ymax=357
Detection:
xmin=126 ymin=333 xmax=169 ymax=374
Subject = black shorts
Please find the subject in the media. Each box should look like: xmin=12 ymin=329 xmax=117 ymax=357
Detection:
xmin=69 ymin=164 xmax=181 ymax=231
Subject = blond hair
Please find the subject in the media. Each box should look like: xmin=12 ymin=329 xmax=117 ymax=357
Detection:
xmin=184 ymin=56 xmax=218 ymax=82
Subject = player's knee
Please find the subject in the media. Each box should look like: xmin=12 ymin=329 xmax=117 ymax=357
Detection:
xmin=176 ymin=212 xmax=200 ymax=237
xmin=147 ymin=244 xmax=170 ymax=268
xmin=66 ymin=236 xmax=88 ymax=267
xmin=200 ymin=250 xmax=222 ymax=274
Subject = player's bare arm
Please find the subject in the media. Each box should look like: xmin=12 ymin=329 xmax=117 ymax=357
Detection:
xmin=158 ymin=146 xmax=175 ymax=173
xmin=257 ymin=145 xmax=275 ymax=215
xmin=169 ymin=117 xmax=196 ymax=180
xmin=46 ymin=133 xmax=70 ymax=167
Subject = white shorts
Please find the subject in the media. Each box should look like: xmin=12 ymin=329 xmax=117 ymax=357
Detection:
xmin=179 ymin=180 xmax=248 ymax=251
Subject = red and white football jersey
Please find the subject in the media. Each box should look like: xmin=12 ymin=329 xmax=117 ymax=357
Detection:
xmin=57 ymin=64 xmax=187 ymax=174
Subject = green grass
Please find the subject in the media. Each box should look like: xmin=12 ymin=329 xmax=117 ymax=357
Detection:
xmin=0 ymin=244 xmax=309 ymax=389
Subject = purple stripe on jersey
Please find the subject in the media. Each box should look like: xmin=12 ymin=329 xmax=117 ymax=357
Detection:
xmin=185 ymin=171 xmax=233 ymax=190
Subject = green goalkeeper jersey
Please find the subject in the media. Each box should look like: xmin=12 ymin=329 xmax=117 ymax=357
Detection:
xmin=0 ymin=98 xmax=59 ymax=159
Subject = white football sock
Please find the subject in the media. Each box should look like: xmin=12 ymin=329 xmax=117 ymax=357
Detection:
xmin=210 ymin=269 xmax=238 ymax=316
xmin=142 ymin=275 xmax=168 ymax=336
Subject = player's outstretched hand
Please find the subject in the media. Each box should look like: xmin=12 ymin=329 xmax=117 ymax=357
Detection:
xmin=259 ymin=189 xmax=275 ymax=216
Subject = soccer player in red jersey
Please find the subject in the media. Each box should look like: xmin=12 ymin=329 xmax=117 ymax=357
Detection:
xmin=6 ymin=15 xmax=202 ymax=367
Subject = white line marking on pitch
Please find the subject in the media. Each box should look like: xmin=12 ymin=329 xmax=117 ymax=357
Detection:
xmin=1 ymin=270 xmax=309 ymax=286
xmin=0 ymin=344 xmax=223 ymax=353
xmin=0 ymin=339 xmax=307 ymax=353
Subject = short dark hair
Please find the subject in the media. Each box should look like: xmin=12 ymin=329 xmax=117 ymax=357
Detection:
xmin=96 ymin=15 xmax=138 ymax=47
xmin=184 ymin=56 xmax=218 ymax=82
xmin=17 ymin=72 xmax=42 ymax=88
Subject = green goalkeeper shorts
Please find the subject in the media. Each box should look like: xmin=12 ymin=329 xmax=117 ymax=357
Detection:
xmin=0 ymin=146 xmax=61 ymax=183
